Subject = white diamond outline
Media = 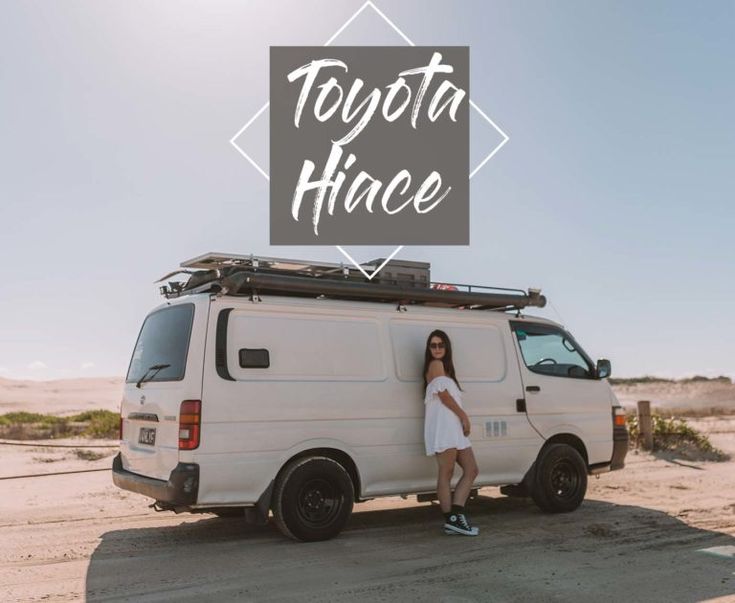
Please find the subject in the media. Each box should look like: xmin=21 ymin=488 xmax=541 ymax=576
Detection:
xmin=335 ymin=244 xmax=404 ymax=280
xmin=229 ymin=0 xmax=509 ymax=278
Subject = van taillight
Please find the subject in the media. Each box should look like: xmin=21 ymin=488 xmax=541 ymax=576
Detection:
xmin=179 ymin=400 xmax=201 ymax=450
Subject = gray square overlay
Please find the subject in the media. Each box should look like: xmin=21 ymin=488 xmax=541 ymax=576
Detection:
xmin=270 ymin=46 xmax=469 ymax=245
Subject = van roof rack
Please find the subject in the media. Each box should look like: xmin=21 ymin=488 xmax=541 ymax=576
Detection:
xmin=156 ymin=252 xmax=546 ymax=311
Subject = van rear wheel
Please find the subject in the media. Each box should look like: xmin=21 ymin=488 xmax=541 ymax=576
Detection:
xmin=272 ymin=456 xmax=354 ymax=542
xmin=531 ymin=443 xmax=587 ymax=513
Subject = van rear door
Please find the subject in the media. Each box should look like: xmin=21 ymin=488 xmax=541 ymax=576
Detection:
xmin=120 ymin=299 xmax=207 ymax=481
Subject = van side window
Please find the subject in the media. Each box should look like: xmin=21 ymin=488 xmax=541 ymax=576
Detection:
xmin=239 ymin=348 xmax=270 ymax=368
xmin=511 ymin=322 xmax=593 ymax=379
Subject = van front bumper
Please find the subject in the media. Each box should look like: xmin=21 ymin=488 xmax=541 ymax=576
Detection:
xmin=589 ymin=426 xmax=629 ymax=474
xmin=112 ymin=453 xmax=199 ymax=506
xmin=610 ymin=425 xmax=629 ymax=470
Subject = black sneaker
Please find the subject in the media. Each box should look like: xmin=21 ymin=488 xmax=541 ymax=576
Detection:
xmin=443 ymin=513 xmax=479 ymax=536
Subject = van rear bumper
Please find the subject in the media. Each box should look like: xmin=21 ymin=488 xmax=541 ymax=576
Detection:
xmin=112 ymin=453 xmax=199 ymax=505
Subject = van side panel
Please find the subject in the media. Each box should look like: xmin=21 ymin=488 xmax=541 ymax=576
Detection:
xmin=198 ymin=301 xmax=436 ymax=503
xmin=197 ymin=298 xmax=544 ymax=505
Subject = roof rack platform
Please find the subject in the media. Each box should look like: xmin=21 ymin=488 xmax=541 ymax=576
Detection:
xmin=177 ymin=252 xmax=431 ymax=288
xmin=157 ymin=252 xmax=546 ymax=311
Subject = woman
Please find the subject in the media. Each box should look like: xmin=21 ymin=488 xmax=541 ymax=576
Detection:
xmin=423 ymin=329 xmax=480 ymax=536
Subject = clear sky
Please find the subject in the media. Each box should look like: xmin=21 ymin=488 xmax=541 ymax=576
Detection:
xmin=1 ymin=0 xmax=733 ymax=380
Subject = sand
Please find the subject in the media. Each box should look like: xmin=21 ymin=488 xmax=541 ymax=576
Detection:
xmin=1 ymin=378 xmax=734 ymax=601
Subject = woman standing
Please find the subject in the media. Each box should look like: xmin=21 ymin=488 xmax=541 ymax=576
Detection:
xmin=423 ymin=329 xmax=480 ymax=536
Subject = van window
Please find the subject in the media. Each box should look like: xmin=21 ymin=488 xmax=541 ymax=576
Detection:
xmin=511 ymin=322 xmax=593 ymax=379
xmin=126 ymin=304 xmax=194 ymax=383
xmin=390 ymin=321 xmax=506 ymax=382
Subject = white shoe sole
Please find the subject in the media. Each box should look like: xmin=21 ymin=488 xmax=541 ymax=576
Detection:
xmin=443 ymin=525 xmax=479 ymax=536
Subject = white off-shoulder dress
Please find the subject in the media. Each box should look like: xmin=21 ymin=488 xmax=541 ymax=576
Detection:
xmin=424 ymin=375 xmax=472 ymax=456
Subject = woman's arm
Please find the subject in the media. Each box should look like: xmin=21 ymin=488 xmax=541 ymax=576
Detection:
xmin=437 ymin=390 xmax=471 ymax=436
xmin=429 ymin=361 xmax=471 ymax=436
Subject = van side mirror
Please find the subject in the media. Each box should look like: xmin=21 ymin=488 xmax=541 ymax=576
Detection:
xmin=596 ymin=359 xmax=611 ymax=380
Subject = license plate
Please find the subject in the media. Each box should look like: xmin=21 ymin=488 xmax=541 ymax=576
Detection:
xmin=138 ymin=427 xmax=156 ymax=446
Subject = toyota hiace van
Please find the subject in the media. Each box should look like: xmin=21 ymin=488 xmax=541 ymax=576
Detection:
xmin=113 ymin=253 xmax=628 ymax=541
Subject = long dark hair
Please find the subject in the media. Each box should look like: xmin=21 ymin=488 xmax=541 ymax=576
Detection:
xmin=423 ymin=329 xmax=462 ymax=390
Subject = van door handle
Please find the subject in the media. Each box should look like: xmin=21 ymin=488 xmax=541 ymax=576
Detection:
xmin=516 ymin=399 xmax=527 ymax=412
xmin=526 ymin=386 xmax=540 ymax=393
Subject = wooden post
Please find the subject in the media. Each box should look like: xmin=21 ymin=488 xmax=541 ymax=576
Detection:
xmin=637 ymin=400 xmax=653 ymax=451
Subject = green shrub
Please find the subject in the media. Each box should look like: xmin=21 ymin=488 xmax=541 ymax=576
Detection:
xmin=71 ymin=410 xmax=119 ymax=438
xmin=609 ymin=376 xmax=674 ymax=386
xmin=681 ymin=375 xmax=732 ymax=384
xmin=0 ymin=409 xmax=119 ymax=439
xmin=74 ymin=448 xmax=110 ymax=461
xmin=0 ymin=412 xmax=65 ymax=426
xmin=610 ymin=375 xmax=732 ymax=386
xmin=626 ymin=413 xmax=728 ymax=461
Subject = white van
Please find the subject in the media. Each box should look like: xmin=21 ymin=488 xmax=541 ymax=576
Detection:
xmin=113 ymin=253 xmax=628 ymax=541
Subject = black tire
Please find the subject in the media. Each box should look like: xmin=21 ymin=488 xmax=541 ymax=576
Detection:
xmin=530 ymin=443 xmax=587 ymax=513
xmin=272 ymin=456 xmax=354 ymax=542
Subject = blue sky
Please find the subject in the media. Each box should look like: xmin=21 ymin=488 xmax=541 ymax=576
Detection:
xmin=1 ymin=0 xmax=733 ymax=380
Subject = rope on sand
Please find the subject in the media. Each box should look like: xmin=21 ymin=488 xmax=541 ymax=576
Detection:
xmin=0 ymin=440 xmax=118 ymax=449
xmin=0 ymin=467 xmax=111 ymax=480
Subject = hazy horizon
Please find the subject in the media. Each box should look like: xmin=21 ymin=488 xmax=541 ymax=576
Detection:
xmin=4 ymin=372 xmax=735 ymax=384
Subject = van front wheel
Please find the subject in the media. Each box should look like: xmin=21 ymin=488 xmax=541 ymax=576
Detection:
xmin=531 ymin=443 xmax=587 ymax=513
xmin=272 ymin=456 xmax=354 ymax=542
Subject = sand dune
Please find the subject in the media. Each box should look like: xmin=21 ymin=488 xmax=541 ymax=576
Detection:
xmin=0 ymin=377 xmax=123 ymax=415
xmin=1 ymin=376 xmax=734 ymax=417
xmin=613 ymin=379 xmax=735 ymax=412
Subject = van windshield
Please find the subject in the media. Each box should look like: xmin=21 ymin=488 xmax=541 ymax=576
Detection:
xmin=126 ymin=304 xmax=194 ymax=384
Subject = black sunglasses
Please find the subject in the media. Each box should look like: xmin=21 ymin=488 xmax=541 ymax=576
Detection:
xmin=429 ymin=342 xmax=445 ymax=350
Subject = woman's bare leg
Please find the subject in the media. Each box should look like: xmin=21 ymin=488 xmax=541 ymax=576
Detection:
xmin=435 ymin=448 xmax=457 ymax=513
xmin=453 ymin=447 xmax=479 ymax=506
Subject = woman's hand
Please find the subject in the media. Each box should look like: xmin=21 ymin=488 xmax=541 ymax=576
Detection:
xmin=460 ymin=413 xmax=471 ymax=437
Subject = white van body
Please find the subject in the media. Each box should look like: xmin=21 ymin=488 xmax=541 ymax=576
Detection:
xmin=115 ymin=283 xmax=627 ymax=540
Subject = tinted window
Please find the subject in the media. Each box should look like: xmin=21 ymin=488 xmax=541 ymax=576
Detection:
xmin=511 ymin=322 xmax=593 ymax=379
xmin=126 ymin=304 xmax=194 ymax=383
xmin=239 ymin=348 xmax=270 ymax=368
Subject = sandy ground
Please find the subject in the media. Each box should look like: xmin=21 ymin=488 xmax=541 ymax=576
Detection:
xmin=2 ymin=379 xmax=734 ymax=601
xmin=1 ymin=421 xmax=734 ymax=602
